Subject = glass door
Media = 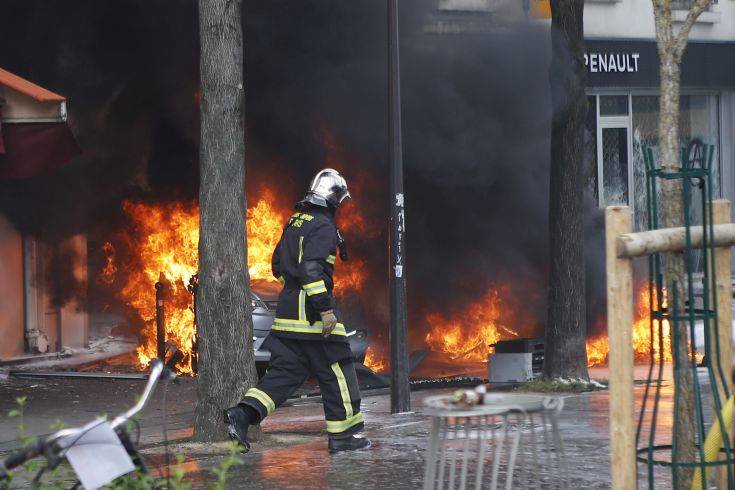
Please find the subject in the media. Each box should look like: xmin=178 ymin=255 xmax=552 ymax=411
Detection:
xmin=599 ymin=126 xmax=630 ymax=205
xmin=596 ymin=95 xmax=633 ymax=208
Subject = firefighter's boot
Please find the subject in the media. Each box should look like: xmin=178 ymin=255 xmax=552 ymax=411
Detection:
xmin=223 ymin=406 xmax=251 ymax=452
xmin=328 ymin=435 xmax=371 ymax=454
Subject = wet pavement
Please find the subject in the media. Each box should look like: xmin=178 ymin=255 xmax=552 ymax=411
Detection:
xmin=0 ymin=365 xmax=721 ymax=488
xmin=222 ymin=389 xmax=614 ymax=489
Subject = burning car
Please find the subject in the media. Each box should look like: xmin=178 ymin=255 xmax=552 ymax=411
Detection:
xmin=250 ymin=289 xmax=368 ymax=376
xmin=106 ymin=196 xmax=372 ymax=375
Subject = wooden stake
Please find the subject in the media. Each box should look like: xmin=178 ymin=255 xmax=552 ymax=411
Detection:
xmin=713 ymin=200 xmax=733 ymax=490
xmin=617 ymin=223 xmax=735 ymax=259
xmin=606 ymin=206 xmax=636 ymax=490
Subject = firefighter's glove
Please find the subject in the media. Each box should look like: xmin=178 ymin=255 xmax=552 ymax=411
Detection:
xmin=321 ymin=310 xmax=338 ymax=337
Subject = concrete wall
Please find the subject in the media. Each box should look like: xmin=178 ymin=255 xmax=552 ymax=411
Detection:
xmin=433 ymin=0 xmax=735 ymax=40
xmin=60 ymin=235 xmax=88 ymax=350
xmin=585 ymin=0 xmax=735 ymax=42
xmin=25 ymin=235 xmax=89 ymax=352
xmin=0 ymin=213 xmax=24 ymax=359
xmin=24 ymin=238 xmax=56 ymax=352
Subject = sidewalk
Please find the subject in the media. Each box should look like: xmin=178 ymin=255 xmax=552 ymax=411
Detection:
xmin=222 ymin=388 xmax=614 ymax=489
xmin=1 ymin=372 xmax=621 ymax=488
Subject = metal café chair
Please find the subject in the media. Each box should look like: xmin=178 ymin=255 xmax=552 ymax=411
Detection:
xmin=422 ymin=393 xmax=568 ymax=490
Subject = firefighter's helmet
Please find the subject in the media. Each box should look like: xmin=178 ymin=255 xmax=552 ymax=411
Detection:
xmin=301 ymin=168 xmax=351 ymax=209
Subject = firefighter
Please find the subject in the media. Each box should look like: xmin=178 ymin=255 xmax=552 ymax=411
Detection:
xmin=224 ymin=168 xmax=370 ymax=454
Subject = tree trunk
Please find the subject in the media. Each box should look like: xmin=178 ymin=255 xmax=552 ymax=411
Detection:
xmin=194 ymin=0 xmax=256 ymax=442
xmin=544 ymin=0 xmax=589 ymax=380
xmin=651 ymin=0 xmax=712 ymax=483
xmin=657 ymin=48 xmax=696 ymax=486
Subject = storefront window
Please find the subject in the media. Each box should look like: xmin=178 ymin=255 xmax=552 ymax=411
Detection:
xmin=600 ymin=95 xmax=629 ymax=116
xmin=631 ymin=95 xmax=658 ymax=229
xmin=631 ymin=94 xmax=721 ymax=229
xmin=584 ymin=96 xmax=598 ymax=200
xmin=590 ymin=92 xmax=721 ymax=236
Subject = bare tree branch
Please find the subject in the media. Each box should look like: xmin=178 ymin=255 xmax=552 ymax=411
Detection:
xmin=674 ymin=0 xmax=712 ymax=60
xmin=651 ymin=0 xmax=667 ymax=13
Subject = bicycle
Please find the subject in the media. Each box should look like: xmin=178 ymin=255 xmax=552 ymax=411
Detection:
xmin=0 ymin=360 xmax=175 ymax=488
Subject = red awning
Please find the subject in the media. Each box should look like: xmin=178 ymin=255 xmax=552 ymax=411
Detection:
xmin=0 ymin=67 xmax=66 ymax=102
xmin=0 ymin=122 xmax=81 ymax=180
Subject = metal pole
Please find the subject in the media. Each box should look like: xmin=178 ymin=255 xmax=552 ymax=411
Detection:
xmin=388 ymin=0 xmax=410 ymax=413
xmin=155 ymin=279 xmax=166 ymax=362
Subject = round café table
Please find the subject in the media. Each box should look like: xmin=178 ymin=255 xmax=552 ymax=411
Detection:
xmin=422 ymin=392 xmax=568 ymax=490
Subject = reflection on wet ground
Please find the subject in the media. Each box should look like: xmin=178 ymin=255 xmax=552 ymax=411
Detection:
xmin=192 ymin=366 xmax=725 ymax=488
xmin=191 ymin=389 xmax=617 ymax=488
xmin=2 ymin=364 xmax=725 ymax=488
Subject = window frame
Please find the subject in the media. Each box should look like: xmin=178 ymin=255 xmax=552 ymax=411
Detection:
xmin=587 ymin=90 xmax=724 ymax=214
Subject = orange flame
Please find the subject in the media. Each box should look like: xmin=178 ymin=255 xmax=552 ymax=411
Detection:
xmin=586 ymin=287 xmax=673 ymax=367
xmin=363 ymin=346 xmax=387 ymax=373
xmin=99 ymin=241 xmax=117 ymax=285
xmin=421 ymin=283 xmax=686 ymax=369
xmin=424 ymin=288 xmax=520 ymax=361
xmin=109 ymin=191 xmax=368 ymax=373
xmin=118 ymin=201 xmax=199 ymax=373
xmin=247 ymin=189 xmax=289 ymax=282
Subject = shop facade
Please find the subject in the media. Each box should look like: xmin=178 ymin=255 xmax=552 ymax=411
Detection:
xmin=583 ymin=0 xmax=735 ymax=228
xmin=0 ymin=68 xmax=85 ymax=361
xmin=584 ymin=39 xmax=735 ymax=231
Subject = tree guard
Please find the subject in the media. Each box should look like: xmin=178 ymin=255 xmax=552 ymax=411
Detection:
xmin=606 ymin=142 xmax=735 ymax=489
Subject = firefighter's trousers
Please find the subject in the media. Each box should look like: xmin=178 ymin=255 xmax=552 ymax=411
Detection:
xmin=240 ymin=335 xmax=364 ymax=438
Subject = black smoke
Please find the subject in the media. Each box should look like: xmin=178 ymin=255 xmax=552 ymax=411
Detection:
xmin=244 ymin=1 xmax=557 ymax=341
xmin=0 ymin=1 xmax=605 ymax=344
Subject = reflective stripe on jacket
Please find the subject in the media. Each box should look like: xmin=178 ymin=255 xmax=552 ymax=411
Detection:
xmin=270 ymin=205 xmax=346 ymax=342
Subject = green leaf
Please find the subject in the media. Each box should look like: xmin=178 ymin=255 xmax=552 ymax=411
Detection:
xmin=0 ymin=469 xmax=14 ymax=487
xmin=7 ymin=409 xmax=19 ymax=418
xmin=22 ymin=458 xmax=40 ymax=472
xmin=19 ymin=435 xmax=35 ymax=447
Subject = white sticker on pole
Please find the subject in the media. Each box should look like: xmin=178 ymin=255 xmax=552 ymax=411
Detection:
xmin=395 ymin=265 xmax=403 ymax=277
xmin=61 ymin=418 xmax=135 ymax=489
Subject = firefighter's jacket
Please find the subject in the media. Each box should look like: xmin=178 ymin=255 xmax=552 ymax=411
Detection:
xmin=270 ymin=205 xmax=347 ymax=342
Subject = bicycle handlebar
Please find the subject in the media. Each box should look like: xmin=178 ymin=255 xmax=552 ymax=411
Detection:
xmin=0 ymin=437 xmax=45 ymax=474
xmin=110 ymin=360 xmax=167 ymax=429
xmin=0 ymin=360 xmax=173 ymax=477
